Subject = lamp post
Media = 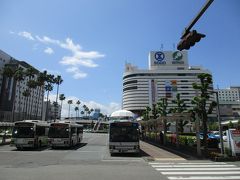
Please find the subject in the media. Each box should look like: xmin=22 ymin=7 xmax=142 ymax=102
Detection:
xmin=212 ymin=91 xmax=225 ymax=155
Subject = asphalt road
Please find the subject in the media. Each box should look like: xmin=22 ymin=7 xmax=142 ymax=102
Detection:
xmin=0 ymin=133 xmax=164 ymax=180
xmin=0 ymin=133 xmax=240 ymax=180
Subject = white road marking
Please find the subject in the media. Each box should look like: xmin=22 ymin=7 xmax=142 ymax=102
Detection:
xmin=149 ymin=162 xmax=227 ymax=165
xmin=161 ymin=171 xmax=240 ymax=175
xmin=168 ymin=176 xmax=240 ymax=180
xmin=152 ymin=164 xmax=235 ymax=168
xmin=156 ymin=167 xmax=240 ymax=171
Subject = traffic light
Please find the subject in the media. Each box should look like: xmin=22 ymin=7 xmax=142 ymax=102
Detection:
xmin=177 ymin=30 xmax=206 ymax=51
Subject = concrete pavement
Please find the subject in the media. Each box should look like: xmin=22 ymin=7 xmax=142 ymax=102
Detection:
xmin=140 ymin=141 xmax=187 ymax=161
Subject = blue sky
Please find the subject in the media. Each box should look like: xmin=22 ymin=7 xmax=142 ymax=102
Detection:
xmin=0 ymin=0 xmax=240 ymax=116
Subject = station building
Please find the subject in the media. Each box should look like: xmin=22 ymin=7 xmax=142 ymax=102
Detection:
xmin=122 ymin=51 xmax=215 ymax=117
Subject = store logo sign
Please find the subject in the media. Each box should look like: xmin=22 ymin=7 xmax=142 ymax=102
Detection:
xmin=154 ymin=51 xmax=166 ymax=64
xmin=172 ymin=51 xmax=184 ymax=64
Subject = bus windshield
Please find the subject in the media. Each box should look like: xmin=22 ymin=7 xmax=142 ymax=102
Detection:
xmin=110 ymin=122 xmax=139 ymax=142
xmin=12 ymin=126 xmax=34 ymax=138
xmin=48 ymin=124 xmax=69 ymax=138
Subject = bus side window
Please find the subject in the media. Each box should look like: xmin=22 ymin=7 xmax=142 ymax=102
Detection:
xmin=36 ymin=126 xmax=45 ymax=136
xmin=71 ymin=127 xmax=76 ymax=135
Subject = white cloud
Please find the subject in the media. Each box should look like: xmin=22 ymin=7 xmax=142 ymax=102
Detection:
xmin=47 ymin=94 xmax=120 ymax=118
xmin=14 ymin=31 xmax=105 ymax=79
xmin=44 ymin=47 xmax=54 ymax=55
xmin=66 ymin=67 xmax=87 ymax=79
xmin=18 ymin=31 xmax=35 ymax=40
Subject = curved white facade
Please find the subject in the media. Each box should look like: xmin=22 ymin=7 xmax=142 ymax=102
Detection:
xmin=122 ymin=51 xmax=215 ymax=115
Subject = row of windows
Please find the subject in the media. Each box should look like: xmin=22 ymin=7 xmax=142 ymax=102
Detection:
xmin=123 ymin=73 xmax=203 ymax=80
xmin=123 ymin=80 xmax=138 ymax=86
xmin=123 ymin=86 xmax=138 ymax=92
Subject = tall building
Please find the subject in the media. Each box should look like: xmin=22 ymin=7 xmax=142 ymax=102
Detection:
xmin=0 ymin=49 xmax=44 ymax=122
xmin=0 ymin=50 xmax=12 ymax=97
xmin=216 ymin=86 xmax=240 ymax=119
xmin=122 ymin=51 xmax=215 ymax=117
xmin=42 ymin=101 xmax=61 ymax=121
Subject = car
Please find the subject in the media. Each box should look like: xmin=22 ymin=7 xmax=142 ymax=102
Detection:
xmin=199 ymin=133 xmax=219 ymax=148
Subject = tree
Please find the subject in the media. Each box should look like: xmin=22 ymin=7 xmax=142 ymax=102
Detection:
xmin=191 ymin=73 xmax=217 ymax=151
xmin=142 ymin=106 xmax=151 ymax=121
xmin=76 ymin=100 xmax=81 ymax=119
xmin=14 ymin=67 xmax=25 ymax=121
xmin=156 ymin=98 xmax=169 ymax=144
xmin=35 ymin=70 xmax=48 ymax=119
xmin=44 ymin=73 xmax=55 ymax=121
xmin=169 ymin=93 xmax=188 ymax=133
xmin=81 ymin=111 xmax=84 ymax=117
xmin=44 ymin=83 xmax=53 ymax=121
xmin=22 ymin=89 xmax=31 ymax=119
xmin=3 ymin=66 xmax=17 ymax=121
xmin=54 ymin=75 xmax=63 ymax=121
xmin=74 ymin=107 xmax=79 ymax=119
xmin=27 ymin=80 xmax=38 ymax=119
xmin=25 ymin=67 xmax=37 ymax=119
xmin=68 ymin=100 xmax=73 ymax=119
xmin=228 ymin=121 xmax=234 ymax=129
xmin=59 ymin=94 xmax=66 ymax=120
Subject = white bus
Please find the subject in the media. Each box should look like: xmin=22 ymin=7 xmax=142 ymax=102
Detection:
xmin=109 ymin=120 xmax=140 ymax=154
xmin=12 ymin=120 xmax=49 ymax=149
xmin=48 ymin=121 xmax=83 ymax=148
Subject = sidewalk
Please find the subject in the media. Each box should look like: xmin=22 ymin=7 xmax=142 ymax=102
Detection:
xmin=140 ymin=140 xmax=192 ymax=161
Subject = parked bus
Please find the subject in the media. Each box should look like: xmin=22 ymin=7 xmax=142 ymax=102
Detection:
xmin=48 ymin=121 xmax=83 ymax=148
xmin=12 ymin=120 xmax=49 ymax=149
xmin=109 ymin=110 xmax=140 ymax=154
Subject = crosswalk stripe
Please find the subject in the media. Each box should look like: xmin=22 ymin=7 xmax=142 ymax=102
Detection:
xmin=155 ymin=167 xmax=240 ymax=171
xmin=168 ymin=176 xmax=240 ymax=180
xmin=149 ymin=162 xmax=227 ymax=165
xmin=161 ymin=171 xmax=240 ymax=175
xmin=152 ymin=164 xmax=235 ymax=168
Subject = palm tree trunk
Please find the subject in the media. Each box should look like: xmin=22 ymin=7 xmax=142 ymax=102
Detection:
xmin=45 ymin=90 xmax=50 ymax=121
xmin=41 ymin=86 xmax=45 ymax=120
xmin=55 ymin=84 xmax=60 ymax=121
xmin=17 ymin=81 xmax=21 ymax=121
xmin=60 ymin=100 xmax=63 ymax=120
xmin=68 ymin=104 xmax=70 ymax=119
xmin=35 ymin=86 xmax=41 ymax=119
xmin=29 ymin=89 xmax=34 ymax=119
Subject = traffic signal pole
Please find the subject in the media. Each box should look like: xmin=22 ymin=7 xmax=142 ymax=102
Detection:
xmin=181 ymin=0 xmax=214 ymax=39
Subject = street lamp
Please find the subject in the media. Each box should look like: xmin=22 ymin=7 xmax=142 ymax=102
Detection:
xmin=212 ymin=91 xmax=225 ymax=155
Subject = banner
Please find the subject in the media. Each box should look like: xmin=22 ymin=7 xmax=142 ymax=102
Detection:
xmin=226 ymin=129 xmax=240 ymax=156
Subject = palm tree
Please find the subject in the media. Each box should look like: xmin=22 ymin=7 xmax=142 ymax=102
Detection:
xmin=44 ymin=83 xmax=53 ymax=121
xmin=14 ymin=67 xmax=25 ymax=121
xmin=25 ymin=67 xmax=37 ymax=119
xmin=27 ymin=80 xmax=38 ymax=119
xmin=191 ymin=73 xmax=217 ymax=151
xmin=54 ymin=75 xmax=63 ymax=121
xmin=81 ymin=111 xmax=84 ymax=117
xmin=76 ymin=100 xmax=81 ymax=119
xmin=35 ymin=70 xmax=48 ymax=119
xmin=82 ymin=104 xmax=87 ymax=117
xmin=59 ymin=94 xmax=66 ymax=120
xmin=22 ymin=89 xmax=31 ymax=119
xmin=74 ymin=107 xmax=79 ymax=119
xmin=3 ymin=66 xmax=15 ymax=121
xmin=67 ymin=100 xmax=73 ymax=119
